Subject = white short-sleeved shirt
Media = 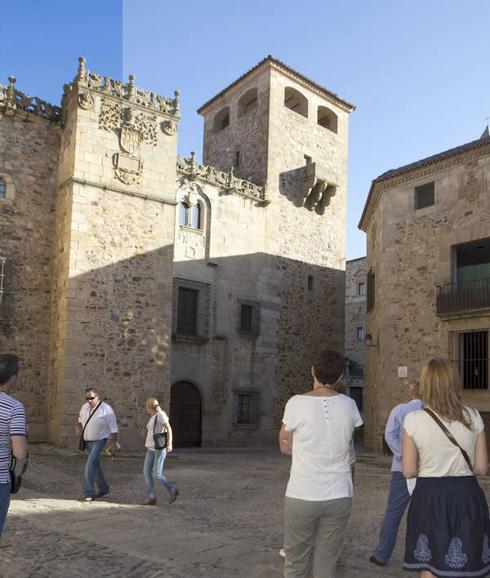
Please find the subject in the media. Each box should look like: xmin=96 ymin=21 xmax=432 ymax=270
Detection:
xmin=79 ymin=401 xmax=118 ymax=441
xmin=282 ymin=394 xmax=363 ymax=501
xmin=145 ymin=410 xmax=169 ymax=450
xmin=403 ymin=406 xmax=484 ymax=477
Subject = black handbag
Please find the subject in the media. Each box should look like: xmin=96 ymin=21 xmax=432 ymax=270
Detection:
xmin=153 ymin=413 xmax=167 ymax=450
xmin=9 ymin=454 xmax=27 ymax=494
xmin=79 ymin=402 xmax=102 ymax=451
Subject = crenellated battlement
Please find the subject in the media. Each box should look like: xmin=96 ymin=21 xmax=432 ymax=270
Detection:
xmin=177 ymin=152 xmax=269 ymax=204
xmin=0 ymin=76 xmax=62 ymax=123
xmin=66 ymin=57 xmax=180 ymax=118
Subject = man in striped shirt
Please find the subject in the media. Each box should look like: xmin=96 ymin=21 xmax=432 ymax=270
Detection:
xmin=0 ymin=354 xmax=28 ymax=537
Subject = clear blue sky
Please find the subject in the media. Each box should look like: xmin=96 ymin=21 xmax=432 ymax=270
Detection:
xmin=2 ymin=0 xmax=489 ymax=259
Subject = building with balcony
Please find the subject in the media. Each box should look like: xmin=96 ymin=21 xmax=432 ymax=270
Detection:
xmin=359 ymin=128 xmax=490 ymax=452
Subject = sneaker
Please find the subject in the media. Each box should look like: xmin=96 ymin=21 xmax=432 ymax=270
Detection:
xmin=82 ymin=496 xmax=95 ymax=502
xmin=95 ymin=490 xmax=109 ymax=499
xmin=141 ymin=498 xmax=157 ymax=506
xmin=168 ymin=489 xmax=179 ymax=504
xmin=279 ymin=548 xmax=286 ymax=559
xmin=369 ymin=555 xmax=386 ymax=567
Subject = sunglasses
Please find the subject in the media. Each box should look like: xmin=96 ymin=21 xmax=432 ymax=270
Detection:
xmin=86 ymin=396 xmax=96 ymax=401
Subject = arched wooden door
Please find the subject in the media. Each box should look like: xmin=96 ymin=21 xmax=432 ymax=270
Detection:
xmin=170 ymin=381 xmax=202 ymax=447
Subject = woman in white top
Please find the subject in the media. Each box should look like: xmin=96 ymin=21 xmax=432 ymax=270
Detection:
xmin=279 ymin=349 xmax=363 ymax=578
xmin=402 ymin=358 xmax=490 ymax=578
xmin=142 ymin=397 xmax=178 ymax=505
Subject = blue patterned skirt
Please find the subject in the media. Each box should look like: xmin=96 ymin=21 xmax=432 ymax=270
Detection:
xmin=404 ymin=476 xmax=490 ymax=577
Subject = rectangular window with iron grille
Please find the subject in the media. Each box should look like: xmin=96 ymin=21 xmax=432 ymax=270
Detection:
xmin=238 ymin=300 xmax=260 ymax=335
xmin=454 ymin=330 xmax=489 ymax=390
xmin=173 ymin=278 xmax=211 ymax=340
xmin=233 ymin=391 xmax=259 ymax=425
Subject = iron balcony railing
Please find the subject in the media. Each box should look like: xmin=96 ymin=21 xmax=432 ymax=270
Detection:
xmin=436 ymin=278 xmax=490 ymax=315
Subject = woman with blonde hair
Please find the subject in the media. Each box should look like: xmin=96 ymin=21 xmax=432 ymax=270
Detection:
xmin=142 ymin=397 xmax=179 ymax=505
xmin=402 ymin=358 xmax=490 ymax=577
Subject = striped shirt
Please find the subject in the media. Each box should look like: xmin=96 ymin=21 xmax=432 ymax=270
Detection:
xmin=0 ymin=391 xmax=27 ymax=484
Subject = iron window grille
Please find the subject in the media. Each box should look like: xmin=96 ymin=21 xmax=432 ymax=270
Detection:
xmin=358 ymin=281 xmax=366 ymax=296
xmin=357 ymin=327 xmax=365 ymax=341
xmin=172 ymin=278 xmax=211 ymax=339
xmin=415 ymin=181 xmax=435 ymax=210
xmin=453 ymin=330 xmax=489 ymax=390
xmin=0 ymin=178 xmax=6 ymax=199
xmin=233 ymin=391 xmax=260 ymax=425
xmin=238 ymin=300 xmax=260 ymax=335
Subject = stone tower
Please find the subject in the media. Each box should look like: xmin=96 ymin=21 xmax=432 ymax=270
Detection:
xmin=47 ymin=58 xmax=180 ymax=446
xmin=197 ymin=56 xmax=355 ymax=420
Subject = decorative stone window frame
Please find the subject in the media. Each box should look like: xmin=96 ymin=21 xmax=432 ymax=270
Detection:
xmin=232 ymin=390 xmax=260 ymax=427
xmin=172 ymin=277 xmax=211 ymax=342
xmin=0 ymin=174 xmax=15 ymax=202
xmin=237 ymin=299 xmax=260 ymax=336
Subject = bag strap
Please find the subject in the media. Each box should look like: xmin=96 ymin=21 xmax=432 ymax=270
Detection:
xmin=423 ymin=407 xmax=473 ymax=473
xmin=81 ymin=401 xmax=102 ymax=438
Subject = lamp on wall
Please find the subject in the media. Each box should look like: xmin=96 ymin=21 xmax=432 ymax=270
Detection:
xmin=364 ymin=333 xmax=378 ymax=347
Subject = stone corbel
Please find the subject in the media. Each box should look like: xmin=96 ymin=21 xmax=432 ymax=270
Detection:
xmin=301 ymin=162 xmax=337 ymax=215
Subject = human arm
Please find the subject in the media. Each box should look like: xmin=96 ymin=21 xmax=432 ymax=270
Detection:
xmin=106 ymin=406 xmax=119 ymax=455
xmin=164 ymin=420 xmax=174 ymax=453
xmin=385 ymin=407 xmax=401 ymax=458
xmin=473 ymin=431 xmax=488 ymax=476
xmin=279 ymin=423 xmax=293 ymax=455
xmin=402 ymin=429 xmax=419 ymax=478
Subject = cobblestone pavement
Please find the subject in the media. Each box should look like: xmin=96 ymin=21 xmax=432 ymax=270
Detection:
xmin=2 ymin=445 xmax=489 ymax=577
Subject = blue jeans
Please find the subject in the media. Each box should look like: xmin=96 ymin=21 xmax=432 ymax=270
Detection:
xmin=83 ymin=439 xmax=109 ymax=497
xmin=373 ymin=471 xmax=411 ymax=563
xmin=0 ymin=482 xmax=10 ymax=536
xmin=143 ymin=449 xmax=177 ymax=499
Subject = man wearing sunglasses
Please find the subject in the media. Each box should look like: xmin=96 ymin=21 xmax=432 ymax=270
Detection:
xmin=75 ymin=388 xmax=118 ymax=502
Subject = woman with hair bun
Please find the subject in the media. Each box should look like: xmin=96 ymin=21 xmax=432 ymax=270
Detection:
xmin=142 ymin=397 xmax=179 ymax=505
xmin=402 ymin=358 xmax=490 ymax=577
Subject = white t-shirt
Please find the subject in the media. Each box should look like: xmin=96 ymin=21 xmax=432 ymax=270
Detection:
xmin=282 ymin=394 xmax=363 ymax=501
xmin=145 ymin=410 xmax=169 ymax=450
xmin=79 ymin=401 xmax=118 ymax=441
xmin=403 ymin=406 xmax=484 ymax=477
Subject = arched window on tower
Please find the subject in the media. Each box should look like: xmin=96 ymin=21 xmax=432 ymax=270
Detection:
xmin=284 ymin=87 xmax=308 ymax=118
xmin=179 ymin=201 xmax=190 ymax=226
xmin=238 ymin=88 xmax=258 ymax=117
xmin=191 ymin=202 xmax=202 ymax=229
xmin=317 ymin=106 xmax=338 ymax=133
xmin=213 ymin=107 xmax=230 ymax=132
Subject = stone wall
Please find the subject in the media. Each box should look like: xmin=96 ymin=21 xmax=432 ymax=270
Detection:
xmin=363 ymin=143 xmax=490 ymax=451
xmin=345 ymin=257 xmax=367 ymax=371
xmin=0 ymin=110 xmax=60 ymax=440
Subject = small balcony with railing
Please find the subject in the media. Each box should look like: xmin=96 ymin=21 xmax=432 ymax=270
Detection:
xmin=436 ymin=278 xmax=490 ymax=316
xmin=437 ymin=238 xmax=490 ymax=317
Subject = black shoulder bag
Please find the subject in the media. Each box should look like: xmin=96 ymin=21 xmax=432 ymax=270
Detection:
xmin=10 ymin=453 xmax=28 ymax=494
xmin=79 ymin=402 xmax=102 ymax=451
xmin=153 ymin=413 xmax=167 ymax=450
xmin=423 ymin=407 xmax=474 ymax=473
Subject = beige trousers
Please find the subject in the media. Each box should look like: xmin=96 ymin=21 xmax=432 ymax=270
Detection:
xmin=284 ymin=496 xmax=352 ymax=578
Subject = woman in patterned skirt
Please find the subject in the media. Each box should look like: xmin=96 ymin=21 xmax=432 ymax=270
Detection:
xmin=402 ymin=358 xmax=490 ymax=577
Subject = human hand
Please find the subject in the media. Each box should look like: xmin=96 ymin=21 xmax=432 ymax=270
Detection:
xmin=167 ymin=444 xmax=173 ymax=453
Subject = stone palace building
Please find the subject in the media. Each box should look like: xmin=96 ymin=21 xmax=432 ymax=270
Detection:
xmin=0 ymin=56 xmax=354 ymax=448
xmin=360 ymin=129 xmax=490 ymax=452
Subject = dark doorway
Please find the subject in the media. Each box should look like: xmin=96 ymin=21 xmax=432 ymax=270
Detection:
xmin=170 ymin=381 xmax=202 ymax=447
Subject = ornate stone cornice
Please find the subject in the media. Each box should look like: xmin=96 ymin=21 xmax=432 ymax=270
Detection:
xmin=359 ymin=140 xmax=490 ymax=231
xmin=58 ymin=176 xmax=176 ymax=205
xmin=176 ymin=153 xmax=270 ymax=205
xmin=68 ymin=57 xmax=180 ymax=118
xmin=0 ymin=76 xmax=62 ymax=123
